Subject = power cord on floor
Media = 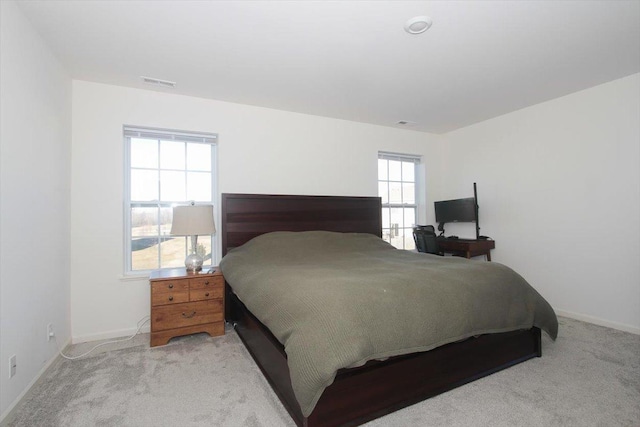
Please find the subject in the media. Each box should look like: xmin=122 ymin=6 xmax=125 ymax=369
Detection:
xmin=55 ymin=316 xmax=150 ymax=360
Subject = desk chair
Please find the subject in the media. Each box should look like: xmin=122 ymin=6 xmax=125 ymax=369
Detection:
xmin=413 ymin=225 xmax=443 ymax=255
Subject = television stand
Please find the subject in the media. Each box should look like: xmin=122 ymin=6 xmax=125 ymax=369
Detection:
xmin=436 ymin=237 xmax=495 ymax=261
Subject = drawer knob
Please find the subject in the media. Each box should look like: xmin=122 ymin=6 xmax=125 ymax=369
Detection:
xmin=205 ymin=292 xmax=210 ymax=297
xmin=182 ymin=311 xmax=196 ymax=319
xmin=204 ymin=281 xmax=210 ymax=286
xmin=168 ymin=284 xmax=174 ymax=289
xmin=168 ymin=296 xmax=174 ymax=301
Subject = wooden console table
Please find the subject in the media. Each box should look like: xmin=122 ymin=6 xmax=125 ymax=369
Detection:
xmin=437 ymin=238 xmax=496 ymax=261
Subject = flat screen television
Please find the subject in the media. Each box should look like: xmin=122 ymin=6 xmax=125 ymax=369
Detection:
xmin=434 ymin=183 xmax=481 ymax=239
xmin=434 ymin=197 xmax=476 ymax=223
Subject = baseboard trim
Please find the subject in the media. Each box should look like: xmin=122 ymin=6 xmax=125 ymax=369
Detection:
xmin=557 ymin=309 xmax=640 ymax=335
xmin=72 ymin=324 xmax=150 ymax=344
xmin=0 ymin=338 xmax=71 ymax=426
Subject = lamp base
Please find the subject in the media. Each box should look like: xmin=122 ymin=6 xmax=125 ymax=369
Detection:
xmin=184 ymin=253 xmax=204 ymax=272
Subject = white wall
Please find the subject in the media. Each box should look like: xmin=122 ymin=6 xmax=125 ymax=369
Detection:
xmin=442 ymin=74 xmax=640 ymax=332
xmin=0 ymin=1 xmax=72 ymax=418
xmin=70 ymin=75 xmax=639 ymax=342
xmin=70 ymin=81 xmax=443 ymax=342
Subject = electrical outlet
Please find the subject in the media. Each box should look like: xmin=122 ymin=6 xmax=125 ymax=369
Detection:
xmin=9 ymin=355 xmax=16 ymax=378
xmin=47 ymin=323 xmax=54 ymax=341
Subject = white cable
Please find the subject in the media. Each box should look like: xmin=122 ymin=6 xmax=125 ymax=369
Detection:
xmin=55 ymin=316 xmax=150 ymax=360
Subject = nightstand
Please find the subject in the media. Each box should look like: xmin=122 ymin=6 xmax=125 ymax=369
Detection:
xmin=149 ymin=267 xmax=225 ymax=347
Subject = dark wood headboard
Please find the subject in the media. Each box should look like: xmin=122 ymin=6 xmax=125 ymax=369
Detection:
xmin=221 ymin=193 xmax=382 ymax=256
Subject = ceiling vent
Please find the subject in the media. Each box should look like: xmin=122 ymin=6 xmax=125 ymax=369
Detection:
xmin=141 ymin=76 xmax=176 ymax=88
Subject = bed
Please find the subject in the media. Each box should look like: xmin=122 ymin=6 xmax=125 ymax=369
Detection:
xmin=220 ymin=193 xmax=557 ymax=427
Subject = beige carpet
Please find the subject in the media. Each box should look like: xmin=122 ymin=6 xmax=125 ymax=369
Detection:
xmin=6 ymin=317 xmax=640 ymax=426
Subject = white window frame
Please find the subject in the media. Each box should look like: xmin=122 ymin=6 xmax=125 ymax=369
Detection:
xmin=123 ymin=126 xmax=218 ymax=275
xmin=378 ymin=151 xmax=422 ymax=250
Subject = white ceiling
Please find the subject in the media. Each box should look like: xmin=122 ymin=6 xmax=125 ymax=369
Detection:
xmin=16 ymin=0 xmax=640 ymax=134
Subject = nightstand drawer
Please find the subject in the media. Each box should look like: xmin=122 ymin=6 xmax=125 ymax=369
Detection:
xmin=151 ymin=290 xmax=189 ymax=306
xmin=190 ymin=276 xmax=223 ymax=289
xmin=190 ymin=287 xmax=223 ymax=301
xmin=151 ymin=300 xmax=223 ymax=332
xmin=151 ymin=281 xmax=189 ymax=306
xmin=151 ymin=281 xmax=189 ymax=293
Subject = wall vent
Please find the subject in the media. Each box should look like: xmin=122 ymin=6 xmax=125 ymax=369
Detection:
xmin=141 ymin=76 xmax=176 ymax=88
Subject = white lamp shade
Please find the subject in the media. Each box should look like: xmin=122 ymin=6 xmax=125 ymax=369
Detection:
xmin=170 ymin=204 xmax=216 ymax=236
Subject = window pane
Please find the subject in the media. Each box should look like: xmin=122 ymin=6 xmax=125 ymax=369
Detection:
xmin=382 ymin=229 xmax=392 ymax=244
xmin=159 ymin=206 xmax=173 ymax=236
xmin=377 ymin=159 xmax=388 ymax=180
xmin=402 ymin=161 xmax=415 ymax=182
xmin=186 ymin=172 xmax=212 ymax=202
xmin=390 ymin=208 xmax=403 ymax=229
xmin=404 ymin=207 xmax=416 ymax=228
xmin=402 ymin=183 xmax=415 ymax=204
xmin=160 ymin=236 xmax=187 ymax=269
xmin=160 ymin=141 xmax=185 ymax=170
xmin=404 ymin=229 xmax=416 ymax=251
xmin=389 ymin=182 xmax=402 ymax=204
xmin=131 ymin=169 xmax=158 ymax=201
xmin=160 ymin=171 xmax=186 ymax=201
xmin=131 ymin=237 xmax=159 ymax=271
xmin=390 ymin=233 xmax=404 ymax=249
xmin=131 ymin=207 xmax=158 ymax=237
xmin=131 ymin=138 xmax=158 ymax=169
xmin=388 ymin=160 xmax=402 ymax=181
xmin=187 ymin=143 xmax=211 ymax=171
xmin=378 ymin=182 xmax=389 ymax=204
xmin=197 ymin=235 xmax=213 ymax=265
xmin=158 ymin=235 xmax=212 ymax=269
xmin=381 ymin=207 xmax=390 ymax=229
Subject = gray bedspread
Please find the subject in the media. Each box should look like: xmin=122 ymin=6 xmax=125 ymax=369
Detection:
xmin=220 ymin=231 xmax=558 ymax=417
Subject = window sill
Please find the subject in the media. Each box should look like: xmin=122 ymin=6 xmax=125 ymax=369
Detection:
xmin=119 ymin=273 xmax=150 ymax=282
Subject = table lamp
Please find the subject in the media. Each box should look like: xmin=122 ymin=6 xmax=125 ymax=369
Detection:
xmin=170 ymin=202 xmax=215 ymax=272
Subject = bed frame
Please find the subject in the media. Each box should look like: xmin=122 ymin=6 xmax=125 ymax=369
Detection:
xmin=221 ymin=193 xmax=542 ymax=427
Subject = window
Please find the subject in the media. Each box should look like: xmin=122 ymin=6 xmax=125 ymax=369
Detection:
xmin=378 ymin=152 xmax=421 ymax=250
xmin=124 ymin=126 xmax=218 ymax=274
